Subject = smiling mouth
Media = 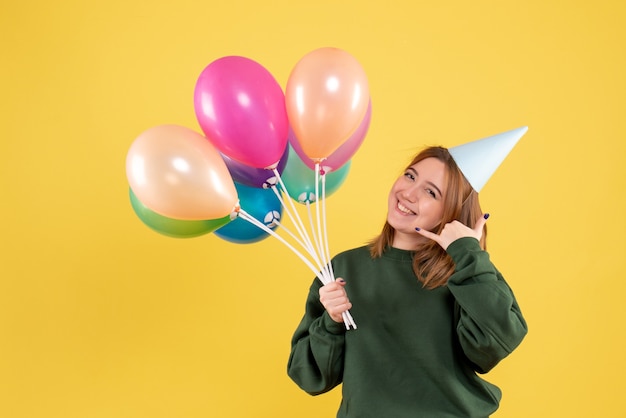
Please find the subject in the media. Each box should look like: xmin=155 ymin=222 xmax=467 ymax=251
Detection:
xmin=397 ymin=202 xmax=416 ymax=215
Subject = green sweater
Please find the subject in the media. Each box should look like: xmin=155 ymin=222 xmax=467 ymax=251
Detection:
xmin=287 ymin=237 xmax=527 ymax=418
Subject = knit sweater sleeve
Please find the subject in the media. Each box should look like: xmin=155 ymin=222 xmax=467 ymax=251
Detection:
xmin=287 ymin=279 xmax=347 ymax=395
xmin=446 ymin=237 xmax=528 ymax=374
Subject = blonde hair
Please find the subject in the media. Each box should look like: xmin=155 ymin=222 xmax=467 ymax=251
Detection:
xmin=368 ymin=146 xmax=486 ymax=289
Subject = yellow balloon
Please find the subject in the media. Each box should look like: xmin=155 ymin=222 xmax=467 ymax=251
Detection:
xmin=126 ymin=124 xmax=238 ymax=220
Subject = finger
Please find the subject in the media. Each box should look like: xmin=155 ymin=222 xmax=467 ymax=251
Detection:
xmin=322 ymin=281 xmax=342 ymax=291
xmin=330 ymin=300 xmax=352 ymax=314
xmin=473 ymin=213 xmax=489 ymax=235
xmin=320 ymin=283 xmax=348 ymax=300
xmin=319 ymin=285 xmax=337 ymax=301
xmin=415 ymin=227 xmax=441 ymax=245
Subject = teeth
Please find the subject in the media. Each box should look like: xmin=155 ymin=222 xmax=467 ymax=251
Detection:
xmin=397 ymin=202 xmax=415 ymax=215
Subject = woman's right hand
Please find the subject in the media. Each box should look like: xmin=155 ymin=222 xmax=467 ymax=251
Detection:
xmin=319 ymin=278 xmax=352 ymax=323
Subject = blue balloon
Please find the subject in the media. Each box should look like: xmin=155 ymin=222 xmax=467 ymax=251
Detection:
xmin=214 ymin=182 xmax=283 ymax=244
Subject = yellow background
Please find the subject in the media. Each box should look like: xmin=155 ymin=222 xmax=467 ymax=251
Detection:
xmin=2 ymin=0 xmax=625 ymax=417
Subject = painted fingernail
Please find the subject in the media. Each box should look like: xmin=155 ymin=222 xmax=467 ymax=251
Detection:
xmin=337 ymin=278 xmax=346 ymax=283
xmin=415 ymin=227 xmax=421 ymax=231
xmin=484 ymin=213 xmax=490 ymax=219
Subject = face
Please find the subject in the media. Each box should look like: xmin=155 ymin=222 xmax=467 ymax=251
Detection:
xmin=387 ymin=157 xmax=447 ymax=249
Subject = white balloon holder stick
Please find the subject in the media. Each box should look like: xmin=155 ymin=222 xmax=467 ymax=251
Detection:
xmin=237 ymin=163 xmax=356 ymax=330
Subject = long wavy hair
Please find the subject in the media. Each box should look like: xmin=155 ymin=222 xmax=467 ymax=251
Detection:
xmin=368 ymin=146 xmax=486 ymax=289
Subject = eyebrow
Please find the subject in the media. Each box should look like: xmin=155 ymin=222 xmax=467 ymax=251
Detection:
xmin=408 ymin=167 xmax=443 ymax=197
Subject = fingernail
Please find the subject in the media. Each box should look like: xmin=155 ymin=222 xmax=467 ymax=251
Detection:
xmin=484 ymin=213 xmax=490 ymax=219
xmin=415 ymin=227 xmax=421 ymax=231
xmin=337 ymin=278 xmax=346 ymax=283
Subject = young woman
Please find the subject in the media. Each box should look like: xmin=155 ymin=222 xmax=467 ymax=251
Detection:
xmin=287 ymin=146 xmax=528 ymax=417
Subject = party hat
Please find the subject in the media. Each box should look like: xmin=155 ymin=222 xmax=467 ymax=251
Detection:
xmin=448 ymin=126 xmax=528 ymax=193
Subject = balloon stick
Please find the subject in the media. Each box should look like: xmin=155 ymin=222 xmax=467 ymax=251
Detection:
xmin=237 ymin=168 xmax=356 ymax=329
xmin=268 ymin=184 xmax=324 ymax=271
xmin=239 ymin=208 xmax=353 ymax=332
xmin=237 ymin=209 xmax=320 ymax=278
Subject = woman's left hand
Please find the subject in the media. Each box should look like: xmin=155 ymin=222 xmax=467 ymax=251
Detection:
xmin=415 ymin=213 xmax=489 ymax=250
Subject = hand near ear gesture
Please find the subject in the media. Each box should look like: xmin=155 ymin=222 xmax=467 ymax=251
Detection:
xmin=415 ymin=214 xmax=489 ymax=251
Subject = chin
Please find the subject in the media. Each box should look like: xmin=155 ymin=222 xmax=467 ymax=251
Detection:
xmin=387 ymin=217 xmax=412 ymax=233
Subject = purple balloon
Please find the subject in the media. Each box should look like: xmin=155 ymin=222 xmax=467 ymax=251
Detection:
xmin=222 ymin=145 xmax=288 ymax=188
xmin=194 ymin=56 xmax=289 ymax=169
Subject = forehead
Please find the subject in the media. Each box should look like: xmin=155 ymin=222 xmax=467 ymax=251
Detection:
xmin=408 ymin=157 xmax=447 ymax=186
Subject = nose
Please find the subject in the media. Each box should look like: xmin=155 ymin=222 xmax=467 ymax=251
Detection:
xmin=401 ymin=185 xmax=419 ymax=202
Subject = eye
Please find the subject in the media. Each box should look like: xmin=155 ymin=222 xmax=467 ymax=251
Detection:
xmin=404 ymin=171 xmax=416 ymax=181
xmin=426 ymin=188 xmax=437 ymax=198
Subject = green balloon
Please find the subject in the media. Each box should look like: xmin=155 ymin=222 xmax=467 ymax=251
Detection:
xmin=281 ymin=146 xmax=351 ymax=204
xmin=129 ymin=188 xmax=231 ymax=238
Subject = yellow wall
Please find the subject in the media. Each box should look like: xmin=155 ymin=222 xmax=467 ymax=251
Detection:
xmin=2 ymin=1 xmax=625 ymax=417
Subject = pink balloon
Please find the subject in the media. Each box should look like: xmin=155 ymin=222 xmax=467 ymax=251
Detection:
xmin=290 ymin=99 xmax=371 ymax=171
xmin=194 ymin=56 xmax=289 ymax=169
xmin=126 ymin=125 xmax=238 ymax=221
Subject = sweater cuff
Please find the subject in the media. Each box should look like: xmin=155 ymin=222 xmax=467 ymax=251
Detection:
xmin=322 ymin=312 xmax=348 ymax=335
xmin=446 ymin=236 xmax=482 ymax=260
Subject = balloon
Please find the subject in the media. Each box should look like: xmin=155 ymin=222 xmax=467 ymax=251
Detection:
xmin=280 ymin=146 xmax=351 ymax=204
xmin=285 ymin=47 xmax=370 ymax=161
xmin=194 ymin=56 xmax=289 ymax=169
xmin=129 ymin=188 xmax=231 ymax=238
xmin=222 ymin=144 xmax=289 ymax=188
xmin=290 ymin=99 xmax=371 ymax=171
xmin=214 ymin=182 xmax=283 ymax=244
xmin=126 ymin=124 xmax=238 ymax=220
